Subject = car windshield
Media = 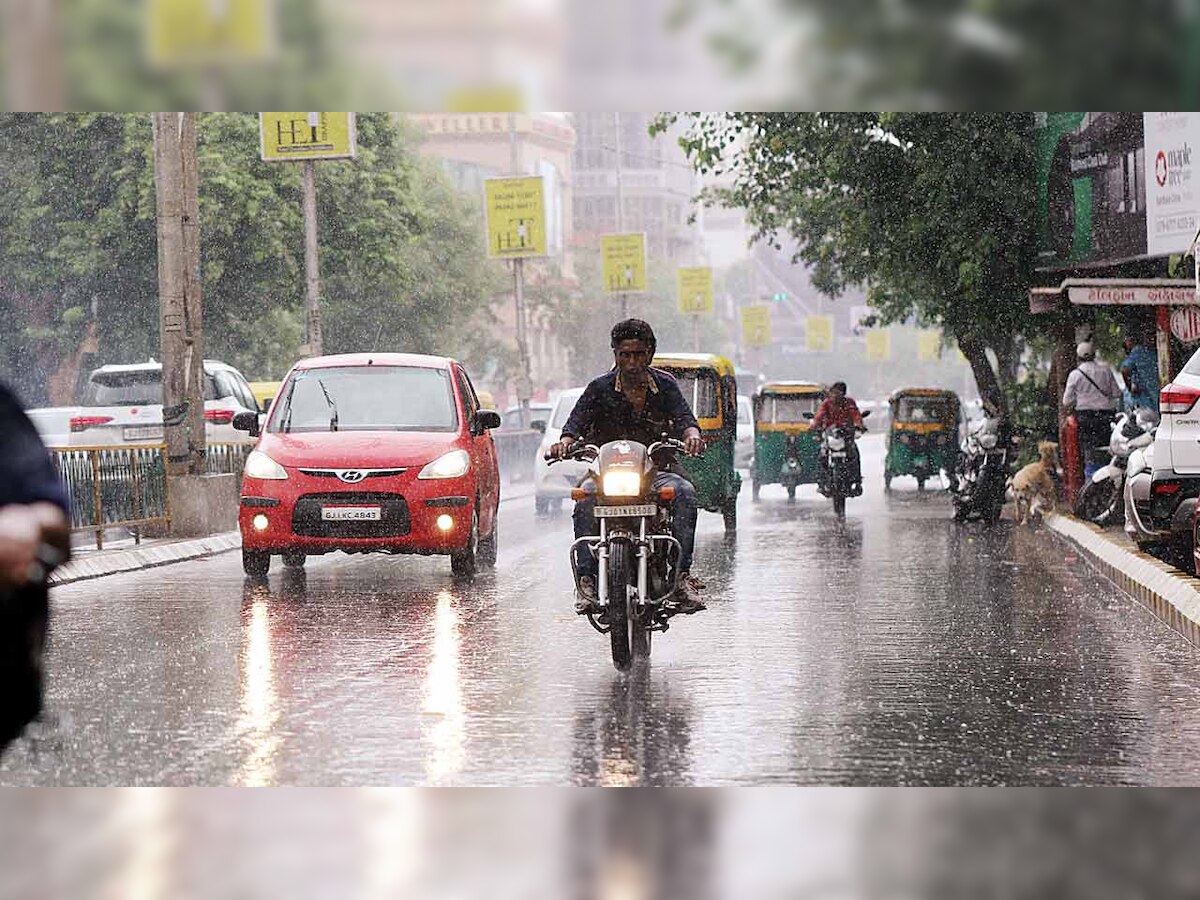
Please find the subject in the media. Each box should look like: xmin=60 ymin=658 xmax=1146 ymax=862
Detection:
xmin=269 ymin=366 xmax=458 ymax=433
xmin=83 ymin=370 xmax=218 ymax=405
xmin=765 ymin=394 xmax=820 ymax=423
xmin=897 ymin=397 xmax=950 ymax=423
xmin=670 ymin=371 xmax=719 ymax=419
xmin=551 ymin=394 xmax=583 ymax=428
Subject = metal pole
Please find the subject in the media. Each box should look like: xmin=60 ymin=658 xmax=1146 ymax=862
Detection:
xmin=693 ymin=316 xmax=700 ymax=352
xmin=302 ymin=159 xmax=323 ymax=357
xmin=4 ymin=0 xmax=64 ymax=110
xmin=614 ymin=113 xmax=626 ymax=321
xmin=514 ymin=258 xmax=532 ymax=428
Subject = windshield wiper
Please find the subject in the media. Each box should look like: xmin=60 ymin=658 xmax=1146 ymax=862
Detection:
xmin=318 ymin=379 xmax=339 ymax=432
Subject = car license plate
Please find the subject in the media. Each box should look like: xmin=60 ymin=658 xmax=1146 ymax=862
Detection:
xmin=594 ymin=504 xmax=657 ymax=518
xmin=321 ymin=506 xmax=382 ymax=521
xmin=123 ymin=425 xmax=164 ymax=441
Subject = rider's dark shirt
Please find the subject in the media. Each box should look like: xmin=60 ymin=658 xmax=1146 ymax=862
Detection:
xmin=563 ymin=367 xmax=700 ymax=448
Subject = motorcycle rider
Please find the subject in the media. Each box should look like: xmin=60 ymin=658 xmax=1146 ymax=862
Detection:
xmin=809 ymin=381 xmax=866 ymax=496
xmin=548 ymin=319 xmax=707 ymax=616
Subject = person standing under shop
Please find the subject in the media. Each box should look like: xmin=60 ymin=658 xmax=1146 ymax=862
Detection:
xmin=1062 ymin=342 xmax=1122 ymax=482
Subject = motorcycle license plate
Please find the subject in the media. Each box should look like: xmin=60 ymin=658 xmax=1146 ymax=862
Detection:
xmin=321 ymin=506 xmax=382 ymax=521
xmin=594 ymin=504 xmax=656 ymax=518
xmin=830 ymin=451 xmax=847 ymax=458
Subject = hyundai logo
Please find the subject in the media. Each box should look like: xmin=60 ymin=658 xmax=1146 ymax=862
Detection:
xmin=338 ymin=470 xmax=367 ymax=484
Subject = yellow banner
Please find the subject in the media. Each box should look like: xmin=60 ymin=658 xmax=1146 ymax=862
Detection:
xmin=148 ymin=0 xmax=272 ymax=66
xmin=865 ymin=330 xmax=891 ymax=362
xmin=601 ymin=233 xmax=647 ymax=292
xmin=677 ymin=267 xmax=714 ymax=314
xmin=260 ymin=113 xmax=357 ymax=162
xmin=484 ymin=176 xmax=547 ymax=259
xmin=741 ymin=306 xmax=772 ymax=346
xmin=806 ymin=315 xmax=834 ymax=352
xmin=917 ymin=330 xmax=942 ymax=362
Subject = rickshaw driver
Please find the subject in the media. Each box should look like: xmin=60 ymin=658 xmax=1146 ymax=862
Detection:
xmin=810 ymin=381 xmax=867 ymax=496
xmin=548 ymin=319 xmax=708 ymax=616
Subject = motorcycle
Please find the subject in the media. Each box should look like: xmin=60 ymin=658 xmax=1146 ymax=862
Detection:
xmin=548 ymin=437 xmax=693 ymax=671
xmin=809 ymin=412 xmax=871 ymax=521
xmin=952 ymin=413 xmax=1015 ymax=524
xmin=1075 ymin=408 xmax=1158 ymax=526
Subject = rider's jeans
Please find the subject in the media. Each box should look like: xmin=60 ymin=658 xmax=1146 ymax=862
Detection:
xmin=573 ymin=471 xmax=698 ymax=579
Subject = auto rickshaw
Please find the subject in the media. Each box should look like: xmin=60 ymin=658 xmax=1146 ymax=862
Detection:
xmin=884 ymin=388 xmax=962 ymax=491
xmin=653 ymin=352 xmax=742 ymax=530
xmin=750 ymin=382 xmax=826 ymax=501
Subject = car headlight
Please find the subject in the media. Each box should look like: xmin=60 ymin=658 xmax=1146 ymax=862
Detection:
xmin=244 ymin=450 xmax=288 ymax=480
xmin=419 ymin=449 xmax=471 ymax=479
xmin=601 ymin=470 xmax=642 ymax=497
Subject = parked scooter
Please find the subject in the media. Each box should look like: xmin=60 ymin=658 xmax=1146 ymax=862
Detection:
xmin=952 ymin=412 xmax=1017 ymax=524
xmin=1075 ymin=409 xmax=1158 ymax=526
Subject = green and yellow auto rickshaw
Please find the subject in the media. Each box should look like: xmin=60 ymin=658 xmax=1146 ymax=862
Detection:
xmin=884 ymin=388 xmax=962 ymax=492
xmin=750 ymin=381 xmax=826 ymax=502
xmin=654 ymin=352 xmax=742 ymax=530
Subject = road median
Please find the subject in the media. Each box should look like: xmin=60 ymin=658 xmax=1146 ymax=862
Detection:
xmin=1047 ymin=512 xmax=1200 ymax=646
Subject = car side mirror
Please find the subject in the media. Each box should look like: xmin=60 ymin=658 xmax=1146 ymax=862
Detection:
xmin=803 ymin=413 xmax=815 ymax=420
xmin=862 ymin=410 xmax=872 ymax=418
xmin=232 ymin=411 xmax=260 ymax=437
xmin=474 ymin=410 xmax=502 ymax=432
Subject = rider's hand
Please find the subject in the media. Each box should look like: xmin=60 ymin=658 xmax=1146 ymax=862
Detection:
xmin=683 ymin=434 xmax=705 ymax=456
xmin=548 ymin=438 xmax=573 ymax=460
xmin=0 ymin=503 xmax=68 ymax=588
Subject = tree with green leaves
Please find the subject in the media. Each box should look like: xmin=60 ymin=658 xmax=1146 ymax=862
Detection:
xmin=0 ymin=113 xmax=506 ymax=404
xmin=657 ymin=112 xmax=1039 ymax=414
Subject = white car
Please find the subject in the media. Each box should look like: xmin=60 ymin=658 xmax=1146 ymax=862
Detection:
xmin=533 ymin=387 xmax=586 ymax=515
xmin=735 ymin=394 xmax=753 ymax=468
xmin=24 ymin=405 xmax=85 ymax=448
xmin=67 ymin=359 xmax=261 ymax=446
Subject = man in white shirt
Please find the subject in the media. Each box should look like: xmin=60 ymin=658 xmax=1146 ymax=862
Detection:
xmin=1063 ymin=341 xmax=1122 ymax=476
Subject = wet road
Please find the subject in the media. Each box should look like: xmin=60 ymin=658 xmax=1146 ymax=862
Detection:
xmin=7 ymin=436 xmax=1200 ymax=786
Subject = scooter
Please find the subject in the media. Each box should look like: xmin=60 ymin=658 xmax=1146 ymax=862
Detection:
xmin=1075 ymin=409 xmax=1158 ymax=526
xmin=952 ymin=413 xmax=1016 ymax=524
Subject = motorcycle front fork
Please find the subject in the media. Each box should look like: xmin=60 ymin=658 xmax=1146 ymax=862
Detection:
xmin=570 ymin=518 xmax=683 ymax=611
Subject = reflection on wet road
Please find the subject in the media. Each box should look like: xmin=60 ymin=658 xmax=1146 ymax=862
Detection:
xmin=7 ymin=437 xmax=1200 ymax=785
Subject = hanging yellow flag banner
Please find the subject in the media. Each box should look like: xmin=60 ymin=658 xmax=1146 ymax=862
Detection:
xmin=741 ymin=306 xmax=772 ymax=346
xmin=806 ymin=315 xmax=834 ymax=352
xmin=865 ymin=330 xmax=891 ymax=362
xmin=260 ymin=112 xmax=357 ymax=161
xmin=600 ymin=233 xmax=647 ymax=292
xmin=483 ymin=176 xmax=547 ymax=258
xmin=677 ymin=267 xmax=714 ymax=314
xmin=918 ymin=330 xmax=943 ymax=362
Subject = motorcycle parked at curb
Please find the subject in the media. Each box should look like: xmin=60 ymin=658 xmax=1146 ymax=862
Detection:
xmin=548 ymin=437 xmax=695 ymax=672
xmin=807 ymin=412 xmax=871 ymax=521
xmin=952 ymin=412 xmax=1016 ymax=524
xmin=1075 ymin=409 xmax=1158 ymax=527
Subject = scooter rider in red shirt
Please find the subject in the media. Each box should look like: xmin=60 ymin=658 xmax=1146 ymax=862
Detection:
xmin=809 ymin=381 xmax=867 ymax=496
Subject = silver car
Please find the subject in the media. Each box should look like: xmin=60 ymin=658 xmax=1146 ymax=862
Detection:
xmin=533 ymin=387 xmax=587 ymax=515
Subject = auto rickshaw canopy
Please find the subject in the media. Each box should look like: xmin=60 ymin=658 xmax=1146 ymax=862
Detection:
xmin=654 ymin=352 xmax=737 ymax=432
xmin=888 ymin=388 xmax=961 ymax=434
xmin=754 ymin=381 xmax=826 ymax=433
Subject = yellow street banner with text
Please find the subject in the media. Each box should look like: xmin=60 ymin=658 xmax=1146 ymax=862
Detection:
xmin=865 ymin=330 xmax=891 ymax=362
xmin=483 ymin=177 xmax=547 ymax=259
xmin=601 ymin=233 xmax=647 ymax=292
xmin=918 ymin=330 xmax=943 ymax=362
xmin=148 ymin=0 xmax=272 ymax=66
xmin=260 ymin=113 xmax=357 ymax=161
xmin=806 ymin=315 xmax=834 ymax=352
xmin=677 ymin=267 xmax=714 ymax=314
xmin=741 ymin=306 xmax=772 ymax=346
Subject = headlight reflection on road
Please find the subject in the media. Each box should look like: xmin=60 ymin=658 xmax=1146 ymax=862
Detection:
xmin=236 ymin=589 xmax=281 ymax=786
xmin=423 ymin=590 xmax=465 ymax=785
xmin=116 ymin=788 xmax=172 ymax=900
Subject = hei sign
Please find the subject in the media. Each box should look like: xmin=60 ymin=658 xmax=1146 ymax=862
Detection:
xmin=1145 ymin=112 xmax=1200 ymax=256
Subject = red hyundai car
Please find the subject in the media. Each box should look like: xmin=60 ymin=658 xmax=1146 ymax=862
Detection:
xmin=233 ymin=353 xmax=501 ymax=579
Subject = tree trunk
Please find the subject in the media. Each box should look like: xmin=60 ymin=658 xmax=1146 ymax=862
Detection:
xmin=958 ymin=333 xmax=1007 ymax=418
xmin=992 ymin=335 xmax=1021 ymax=389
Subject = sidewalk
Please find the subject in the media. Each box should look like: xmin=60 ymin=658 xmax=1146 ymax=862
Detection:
xmin=49 ymin=479 xmax=539 ymax=586
xmin=1047 ymin=513 xmax=1200 ymax=647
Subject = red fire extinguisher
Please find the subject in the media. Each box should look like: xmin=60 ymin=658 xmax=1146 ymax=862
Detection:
xmin=1060 ymin=414 xmax=1081 ymax=503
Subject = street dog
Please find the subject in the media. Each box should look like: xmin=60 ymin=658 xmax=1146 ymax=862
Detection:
xmin=1009 ymin=441 xmax=1060 ymax=525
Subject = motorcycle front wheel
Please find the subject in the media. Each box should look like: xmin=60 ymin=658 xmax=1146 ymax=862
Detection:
xmin=606 ymin=539 xmax=633 ymax=671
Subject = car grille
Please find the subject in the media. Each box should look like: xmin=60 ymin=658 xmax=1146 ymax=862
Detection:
xmin=292 ymin=492 xmax=410 ymax=537
xmin=297 ymin=468 xmax=407 ymax=480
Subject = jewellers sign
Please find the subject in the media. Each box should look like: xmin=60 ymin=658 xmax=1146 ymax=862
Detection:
xmin=1067 ymin=283 xmax=1199 ymax=305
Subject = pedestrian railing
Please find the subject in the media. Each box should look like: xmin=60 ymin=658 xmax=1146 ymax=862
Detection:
xmin=48 ymin=442 xmax=253 ymax=549
xmin=492 ymin=429 xmax=543 ymax=484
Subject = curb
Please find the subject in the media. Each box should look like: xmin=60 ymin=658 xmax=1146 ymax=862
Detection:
xmin=1047 ymin=513 xmax=1200 ymax=647
xmin=50 ymin=532 xmax=241 ymax=586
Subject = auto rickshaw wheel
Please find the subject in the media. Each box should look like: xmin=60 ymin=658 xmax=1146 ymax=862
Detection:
xmin=751 ymin=481 xmax=760 ymax=502
xmin=884 ymin=475 xmax=892 ymax=493
xmin=722 ymin=500 xmax=737 ymax=531
xmin=786 ymin=485 xmax=796 ymax=502
xmin=917 ymin=476 xmax=926 ymax=492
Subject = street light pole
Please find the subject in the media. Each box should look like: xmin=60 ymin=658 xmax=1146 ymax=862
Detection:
xmin=509 ymin=114 xmax=532 ymax=428
xmin=614 ymin=112 xmax=628 ymax=319
xmin=302 ymin=158 xmax=323 ymax=357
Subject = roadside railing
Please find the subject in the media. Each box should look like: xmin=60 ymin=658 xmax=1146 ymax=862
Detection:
xmin=48 ymin=442 xmax=253 ymax=549
xmin=492 ymin=429 xmax=543 ymax=484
